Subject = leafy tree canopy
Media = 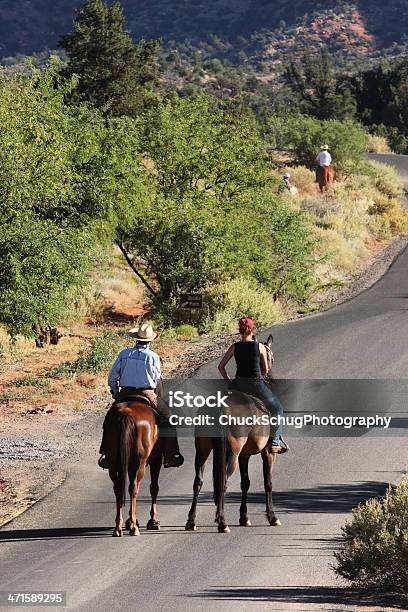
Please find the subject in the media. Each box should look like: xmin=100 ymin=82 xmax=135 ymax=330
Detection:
xmin=284 ymin=47 xmax=356 ymax=121
xmin=265 ymin=112 xmax=367 ymax=172
xmin=0 ymin=62 xmax=146 ymax=338
xmin=117 ymin=94 xmax=315 ymax=319
xmin=60 ymin=0 xmax=160 ymax=116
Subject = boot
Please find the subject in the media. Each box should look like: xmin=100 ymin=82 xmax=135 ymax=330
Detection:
xmin=98 ymin=455 xmax=109 ymax=469
xmin=162 ymin=426 xmax=184 ymax=468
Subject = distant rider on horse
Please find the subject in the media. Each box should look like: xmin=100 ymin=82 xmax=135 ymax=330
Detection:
xmin=218 ymin=317 xmax=288 ymax=454
xmin=278 ymin=172 xmax=298 ymax=196
xmin=98 ymin=323 xmax=184 ymax=469
xmin=315 ymin=144 xmax=333 ymax=189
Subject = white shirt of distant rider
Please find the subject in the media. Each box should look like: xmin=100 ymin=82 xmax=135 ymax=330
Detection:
xmin=316 ymin=150 xmax=332 ymax=167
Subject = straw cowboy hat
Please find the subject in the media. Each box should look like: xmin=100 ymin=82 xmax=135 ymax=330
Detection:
xmin=321 ymin=144 xmax=329 ymax=150
xmin=127 ymin=323 xmax=157 ymax=342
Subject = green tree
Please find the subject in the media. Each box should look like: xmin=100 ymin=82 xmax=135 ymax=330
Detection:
xmin=349 ymin=59 xmax=408 ymax=152
xmin=60 ymin=0 xmax=160 ymax=116
xmin=265 ymin=113 xmax=367 ymax=172
xmin=116 ymin=95 xmax=315 ymax=319
xmin=0 ymin=219 xmax=95 ymax=339
xmin=284 ymin=47 xmax=356 ymax=120
xmin=0 ymin=63 xmax=145 ymax=339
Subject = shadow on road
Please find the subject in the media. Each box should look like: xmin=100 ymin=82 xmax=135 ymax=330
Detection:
xmin=0 ymin=526 xmax=113 ymax=542
xmin=0 ymin=481 xmax=387 ymax=542
xmin=188 ymin=586 xmax=405 ymax=609
xmin=116 ymin=480 xmax=387 ymax=514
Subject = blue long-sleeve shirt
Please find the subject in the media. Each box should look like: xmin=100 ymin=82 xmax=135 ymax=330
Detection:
xmin=108 ymin=345 xmax=161 ymax=392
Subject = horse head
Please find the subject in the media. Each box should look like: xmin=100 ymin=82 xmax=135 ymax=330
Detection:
xmin=264 ymin=334 xmax=274 ymax=374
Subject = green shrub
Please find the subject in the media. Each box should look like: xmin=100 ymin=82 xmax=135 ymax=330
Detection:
xmin=334 ymin=476 xmax=408 ymax=595
xmin=49 ymin=330 xmax=125 ymax=377
xmin=359 ymin=161 xmax=404 ymax=199
xmin=12 ymin=374 xmax=49 ymax=388
xmin=203 ymin=277 xmax=283 ymax=334
xmin=173 ymin=325 xmax=199 ymax=340
xmin=268 ymin=114 xmax=367 ymax=173
xmin=156 ymin=324 xmax=199 ymax=342
xmin=369 ymin=196 xmax=408 ymax=236
xmin=367 ymin=215 xmax=392 ymax=240
xmin=48 ymin=362 xmax=75 ymax=378
xmin=75 ymin=330 xmax=124 ymax=373
xmin=313 ymin=226 xmax=357 ymax=272
xmin=0 ymin=391 xmax=31 ymax=403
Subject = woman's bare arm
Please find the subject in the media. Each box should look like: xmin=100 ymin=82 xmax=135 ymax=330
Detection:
xmin=218 ymin=344 xmax=235 ymax=381
xmin=259 ymin=343 xmax=269 ymax=376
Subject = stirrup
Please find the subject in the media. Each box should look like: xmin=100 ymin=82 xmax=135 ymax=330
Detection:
xmin=270 ymin=438 xmax=289 ymax=454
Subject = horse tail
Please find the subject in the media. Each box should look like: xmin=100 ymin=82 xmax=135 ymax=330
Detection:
xmin=212 ymin=427 xmax=227 ymax=509
xmin=118 ymin=414 xmax=136 ymax=507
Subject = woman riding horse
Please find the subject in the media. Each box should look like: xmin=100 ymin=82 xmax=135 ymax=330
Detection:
xmin=185 ymin=319 xmax=288 ymax=533
xmin=218 ymin=317 xmax=288 ymax=453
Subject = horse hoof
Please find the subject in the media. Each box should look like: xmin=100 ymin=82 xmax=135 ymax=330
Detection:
xmin=146 ymin=519 xmax=160 ymax=531
xmin=112 ymin=529 xmax=122 ymax=537
xmin=126 ymin=519 xmax=139 ymax=530
xmin=185 ymin=522 xmax=197 ymax=532
xmin=218 ymin=525 xmax=231 ymax=533
xmin=129 ymin=526 xmax=140 ymax=536
xmin=239 ymin=519 xmax=251 ymax=527
xmin=270 ymin=517 xmax=281 ymax=526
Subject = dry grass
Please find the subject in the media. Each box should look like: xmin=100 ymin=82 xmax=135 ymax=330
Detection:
xmin=284 ymin=165 xmax=318 ymax=197
xmin=96 ymin=254 xmax=147 ymax=318
xmin=366 ymin=134 xmax=391 ymax=154
xmin=286 ymin=160 xmax=407 ymax=299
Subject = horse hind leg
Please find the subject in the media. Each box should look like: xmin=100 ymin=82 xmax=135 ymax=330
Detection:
xmin=147 ymin=456 xmax=162 ymax=531
xmin=185 ymin=442 xmax=211 ymax=531
xmin=238 ymin=454 xmax=251 ymax=527
xmin=128 ymin=458 xmax=145 ymax=536
xmin=262 ymin=448 xmax=281 ymax=526
xmin=111 ymin=468 xmax=124 ymax=537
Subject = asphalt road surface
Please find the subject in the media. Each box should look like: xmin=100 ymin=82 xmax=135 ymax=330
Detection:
xmin=1 ymin=155 xmax=407 ymax=612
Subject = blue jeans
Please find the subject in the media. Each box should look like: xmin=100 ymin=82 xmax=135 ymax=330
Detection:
xmin=234 ymin=378 xmax=283 ymax=445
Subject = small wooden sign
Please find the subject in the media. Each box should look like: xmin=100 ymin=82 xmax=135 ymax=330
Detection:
xmin=179 ymin=293 xmax=203 ymax=309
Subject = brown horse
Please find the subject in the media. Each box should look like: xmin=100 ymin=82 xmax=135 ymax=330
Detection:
xmin=103 ymin=399 xmax=163 ymax=537
xmin=185 ymin=335 xmax=281 ymax=533
xmin=316 ymin=165 xmax=334 ymax=193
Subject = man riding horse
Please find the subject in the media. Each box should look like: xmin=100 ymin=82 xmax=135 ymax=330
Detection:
xmin=98 ymin=323 xmax=184 ymax=470
xmin=316 ymin=144 xmax=333 ymax=193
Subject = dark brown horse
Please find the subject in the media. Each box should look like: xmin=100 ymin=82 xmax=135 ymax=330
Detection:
xmin=103 ymin=399 xmax=163 ymax=537
xmin=317 ymin=165 xmax=334 ymax=194
xmin=185 ymin=335 xmax=281 ymax=533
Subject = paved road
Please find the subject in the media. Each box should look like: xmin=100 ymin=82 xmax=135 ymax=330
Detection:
xmin=1 ymin=155 xmax=407 ymax=612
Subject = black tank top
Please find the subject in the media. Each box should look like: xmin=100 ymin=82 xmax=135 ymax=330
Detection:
xmin=234 ymin=340 xmax=262 ymax=379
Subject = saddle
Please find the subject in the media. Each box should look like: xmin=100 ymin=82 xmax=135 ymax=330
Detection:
xmin=248 ymin=394 xmax=270 ymax=416
xmin=229 ymin=382 xmax=270 ymax=417
xmin=114 ymin=390 xmax=163 ymax=422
